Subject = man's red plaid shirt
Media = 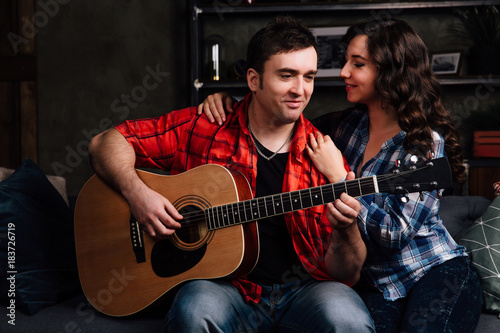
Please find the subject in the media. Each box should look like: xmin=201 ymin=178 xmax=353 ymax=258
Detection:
xmin=115 ymin=93 xmax=351 ymax=303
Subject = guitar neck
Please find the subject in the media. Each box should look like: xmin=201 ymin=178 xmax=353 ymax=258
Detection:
xmin=205 ymin=176 xmax=379 ymax=230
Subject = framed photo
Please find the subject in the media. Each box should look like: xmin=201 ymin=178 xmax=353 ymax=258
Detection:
xmin=431 ymin=52 xmax=461 ymax=75
xmin=311 ymin=26 xmax=349 ymax=77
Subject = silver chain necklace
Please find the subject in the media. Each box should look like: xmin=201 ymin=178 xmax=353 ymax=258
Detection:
xmin=248 ymin=122 xmax=294 ymax=161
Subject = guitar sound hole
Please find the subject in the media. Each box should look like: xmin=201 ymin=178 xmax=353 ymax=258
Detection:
xmin=176 ymin=205 xmax=207 ymax=244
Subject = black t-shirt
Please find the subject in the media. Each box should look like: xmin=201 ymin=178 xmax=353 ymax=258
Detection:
xmin=247 ymin=138 xmax=307 ymax=285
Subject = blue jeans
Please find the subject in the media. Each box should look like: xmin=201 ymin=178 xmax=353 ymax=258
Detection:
xmin=356 ymin=256 xmax=483 ymax=333
xmin=165 ymin=278 xmax=375 ymax=332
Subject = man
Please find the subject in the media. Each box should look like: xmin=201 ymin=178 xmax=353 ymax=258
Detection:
xmin=89 ymin=16 xmax=374 ymax=332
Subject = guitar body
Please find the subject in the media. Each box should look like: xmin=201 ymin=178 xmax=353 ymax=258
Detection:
xmin=74 ymin=164 xmax=258 ymax=317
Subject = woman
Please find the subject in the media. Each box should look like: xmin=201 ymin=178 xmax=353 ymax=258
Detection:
xmin=199 ymin=19 xmax=483 ymax=333
xmin=308 ymin=19 xmax=482 ymax=333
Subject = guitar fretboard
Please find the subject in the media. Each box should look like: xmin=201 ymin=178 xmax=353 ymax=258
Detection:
xmin=205 ymin=176 xmax=378 ymax=230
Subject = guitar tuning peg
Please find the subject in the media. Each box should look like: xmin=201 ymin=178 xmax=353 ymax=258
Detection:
xmin=408 ymin=155 xmax=419 ymax=170
xmin=401 ymin=195 xmax=409 ymax=203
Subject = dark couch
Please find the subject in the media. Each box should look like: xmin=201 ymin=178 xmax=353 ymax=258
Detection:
xmin=1 ymin=160 xmax=499 ymax=332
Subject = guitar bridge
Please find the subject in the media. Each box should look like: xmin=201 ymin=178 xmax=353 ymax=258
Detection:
xmin=130 ymin=217 xmax=146 ymax=263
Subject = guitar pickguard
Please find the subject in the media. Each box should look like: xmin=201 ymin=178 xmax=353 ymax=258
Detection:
xmin=151 ymin=239 xmax=206 ymax=277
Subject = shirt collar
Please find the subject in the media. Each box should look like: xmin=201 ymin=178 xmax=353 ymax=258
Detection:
xmin=235 ymin=93 xmax=308 ymax=158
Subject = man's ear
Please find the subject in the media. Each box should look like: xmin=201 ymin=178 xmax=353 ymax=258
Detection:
xmin=247 ymin=68 xmax=260 ymax=92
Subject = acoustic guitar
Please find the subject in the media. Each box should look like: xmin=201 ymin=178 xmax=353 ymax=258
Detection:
xmin=74 ymin=157 xmax=451 ymax=316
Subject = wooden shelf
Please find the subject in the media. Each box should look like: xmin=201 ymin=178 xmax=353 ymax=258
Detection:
xmin=195 ymin=1 xmax=500 ymax=15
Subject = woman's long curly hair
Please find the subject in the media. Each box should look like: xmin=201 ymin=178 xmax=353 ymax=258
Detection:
xmin=342 ymin=19 xmax=465 ymax=183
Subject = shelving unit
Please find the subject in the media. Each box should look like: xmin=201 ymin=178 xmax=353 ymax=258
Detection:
xmin=189 ymin=0 xmax=500 ymax=105
xmin=194 ymin=1 xmax=498 ymax=13
xmin=189 ymin=1 xmax=500 ymax=195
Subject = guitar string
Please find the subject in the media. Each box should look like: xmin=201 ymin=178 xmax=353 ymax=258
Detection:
xmin=163 ymin=164 xmax=439 ymax=240
xmin=176 ymin=184 xmax=432 ymax=224
xmin=174 ymin=184 xmax=433 ymax=238
xmin=175 ymin=167 xmax=431 ymax=222
xmin=173 ymin=166 xmax=434 ymax=226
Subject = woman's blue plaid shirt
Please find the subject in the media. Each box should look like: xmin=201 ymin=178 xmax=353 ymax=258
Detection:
xmin=333 ymin=108 xmax=466 ymax=301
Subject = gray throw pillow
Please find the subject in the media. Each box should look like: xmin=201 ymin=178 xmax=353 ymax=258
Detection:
xmin=459 ymin=195 xmax=500 ymax=314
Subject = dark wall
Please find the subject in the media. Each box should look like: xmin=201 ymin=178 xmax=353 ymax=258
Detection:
xmin=36 ymin=1 xmax=190 ymax=196
xmin=34 ymin=2 xmax=500 ymax=196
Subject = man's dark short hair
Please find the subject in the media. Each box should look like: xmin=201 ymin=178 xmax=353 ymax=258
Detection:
xmin=247 ymin=16 xmax=318 ymax=78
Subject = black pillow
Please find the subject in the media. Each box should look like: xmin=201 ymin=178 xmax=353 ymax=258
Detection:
xmin=0 ymin=158 xmax=80 ymax=315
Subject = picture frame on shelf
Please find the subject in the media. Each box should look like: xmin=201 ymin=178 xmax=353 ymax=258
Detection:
xmin=431 ymin=51 xmax=462 ymax=75
xmin=311 ymin=26 xmax=349 ymax=77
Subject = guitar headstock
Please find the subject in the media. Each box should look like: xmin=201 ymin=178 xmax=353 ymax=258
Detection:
xmin=377 ymin=157 xmax=453 ymax=196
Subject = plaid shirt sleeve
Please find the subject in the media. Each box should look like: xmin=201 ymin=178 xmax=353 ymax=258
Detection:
xmin=115 ymin=106 xmax=198 ymax=171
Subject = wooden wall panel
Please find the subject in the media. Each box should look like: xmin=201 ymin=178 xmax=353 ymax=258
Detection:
xmin=0 ymin=0 xmax=37 ymax=169
xmin=20 ymin=81 xmax=37 ymax=162
xmin=0 ymin=82 xmax=20 ymax=167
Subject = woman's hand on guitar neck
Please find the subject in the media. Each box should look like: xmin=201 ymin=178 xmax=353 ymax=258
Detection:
xmin=197 ymin=92 xmax=234 ymax=125
xmin=125 ymin=183 xmax=183 ymax=239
